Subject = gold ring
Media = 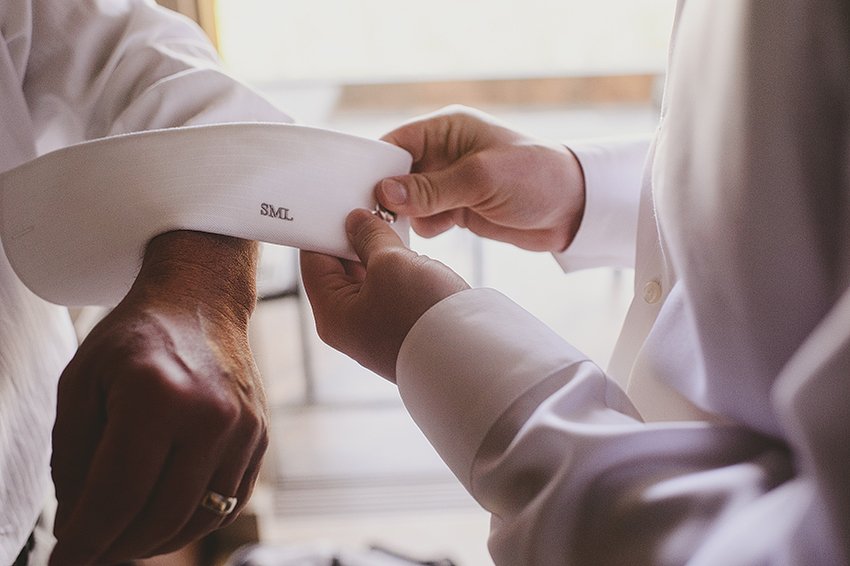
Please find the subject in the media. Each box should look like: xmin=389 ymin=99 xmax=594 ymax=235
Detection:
xmin=200 ymin=490 xmax=237 ymax=516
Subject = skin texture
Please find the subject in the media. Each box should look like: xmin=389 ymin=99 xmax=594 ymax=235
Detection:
xmin=377 ymin=105 xmax=586 ymax=253
xmin=300 ymin=210 xmax=470 ymax=382
xmin=301 ymin=105 xmax=587 ymax=382
xmin=49 ymin=231 xmax=268 ymax=566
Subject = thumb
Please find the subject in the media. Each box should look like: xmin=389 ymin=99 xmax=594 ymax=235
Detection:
xmin=377 ymin=153 xmax=488 ymax=219
xmin=346 ymin=208 xmax=408 ymax=266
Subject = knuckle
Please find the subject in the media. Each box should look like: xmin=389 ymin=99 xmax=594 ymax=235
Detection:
xmin=236 ymin=406 xmax=267 ymax=443
xmin=357 ymin=221 xmax=391 ymax=251
xmin=208 ymin=395 xmax=242 ymax=427
xmin=440 ymin=103 xmax=475 ymax=119
xmin=182 ymin=389 xmax=242 ymax=435
xmin=253 ymin=423 xmax=270 ymax=456
xmin=349 ymin=211 xmax=384 ymax=244
xmin=411 ymin=174 xmax=440 ymax=211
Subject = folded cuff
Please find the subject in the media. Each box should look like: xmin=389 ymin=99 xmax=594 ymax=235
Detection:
xmin=396 ymin=288 xmax=589 ymax=490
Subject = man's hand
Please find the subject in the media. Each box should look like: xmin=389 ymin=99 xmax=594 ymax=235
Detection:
xmin=50 ymin=231 xmax=268 ymax=566
xmin=377 ymin=105 xmax=587 ymax=253
xmin=300 ymin=209 xmax=470 ymax=382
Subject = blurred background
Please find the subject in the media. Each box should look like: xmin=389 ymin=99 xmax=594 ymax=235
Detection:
xmin=145 ymin=1 xmax=676 ymax=564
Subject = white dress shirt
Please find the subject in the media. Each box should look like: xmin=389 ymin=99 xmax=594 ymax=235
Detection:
xmin=396 ymin=1 xmax=850 ymax=564
xmin=0 ymin=1 xmax=290 ymax=563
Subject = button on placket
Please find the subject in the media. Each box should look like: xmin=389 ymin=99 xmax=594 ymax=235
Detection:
xmin=643 ymin=280 xmax=663 ymax=304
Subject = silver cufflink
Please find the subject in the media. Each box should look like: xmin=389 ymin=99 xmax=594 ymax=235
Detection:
xmin=372 ymin=203 xmax=397 ymax=224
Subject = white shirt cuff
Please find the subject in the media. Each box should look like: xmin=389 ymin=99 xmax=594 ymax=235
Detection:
xmin=554 ymin=134 xmax=651 ymax=272
xmin=396 ymin=288 xmax=589 ymax=490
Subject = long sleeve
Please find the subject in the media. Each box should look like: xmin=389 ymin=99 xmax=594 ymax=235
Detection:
xmin=396 ymin=288 xmax=845 ymax=565
xmin=23 ymin=0 xmax=292 ymax=154
xmin=0 ymin=2 xmax=291 ymax=562
xmin=554 ymin=135 xmax=650 ymax=272
xmin=396 ymin=0 xmax=850 ymax=563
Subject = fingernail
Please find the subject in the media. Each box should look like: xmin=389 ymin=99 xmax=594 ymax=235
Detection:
xmin=381 ymin=179 xmax=407 ymax=206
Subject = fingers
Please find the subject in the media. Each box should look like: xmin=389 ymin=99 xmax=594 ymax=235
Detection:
xmin=113 ymin=423 xmax=263 ymax=561
xmin=299 ymin=249 xmax=359 ymax=338
xmin=380 ymin=104 xmax=494 ymax=168
xmin=220 ymin=427 xmax=268 ymax=529
xmin=299 ymin=247 xmax=348 ymax=287
xmin=378 ymin=106 xmax=506 ymax=221
xmin=301 ymin=208 xmax=471 ymax=382
xmin=376 ymin=151 xmax=495 ymax=221
xmin=345 ymin=208 xmax=408 ymax=266
xmin=380 ymin=104 xmax=467 ymax=166
xmin=300 ymin=210 xmax=405 ymax=352
xmin=51 ymin=400 xmax=264 ymax=566
xmin=50 ymin=344 xmax=268 ymax=566
xmin=378 ymin=105 xmax=588 ymax=253
xmin=409 ymin=211 xmax=459 ymax=238
xmin=50 ymin=402 xmax=175 ymax=566
xmin=51 ymin=357 xmax=107 ymax=533
xmin=93 ymin=439 xmax=225 ymax=562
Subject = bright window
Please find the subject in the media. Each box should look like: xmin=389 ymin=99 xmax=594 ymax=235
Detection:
xmin=215 ymin=0 xmax=676 ymax=86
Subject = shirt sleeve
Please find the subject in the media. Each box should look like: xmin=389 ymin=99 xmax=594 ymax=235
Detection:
xmin=553 ymin=134 xmax=651 ymax=272
xmin=396 ymin=287 xmax=831 ymax=565
xmin=24 ymin=0 xmax=292 ymax=153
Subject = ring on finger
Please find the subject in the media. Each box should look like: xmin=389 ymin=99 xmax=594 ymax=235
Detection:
xmin=200 ymin=490 xmax=237 ymax=516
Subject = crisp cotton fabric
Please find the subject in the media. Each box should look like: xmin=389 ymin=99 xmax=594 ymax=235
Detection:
xmin=554 ymin=134 xmax=649 ymax=273
xmin=0 ymin=1 xmax=291 ymax=563
xmin=397 ymin=1 xmax=850 ymax=564
xmin=0 ymin=123 xmax=411 ymax=307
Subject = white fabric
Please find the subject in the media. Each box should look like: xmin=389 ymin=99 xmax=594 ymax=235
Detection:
xmin=396 ymin=0 xmax=850 ymax=564
xmin=0 ymin=123 xmax=411 ymax=306
xmin=554 ymin=134 xmax=649 ymax=273
xmin=0 ymin=0 xmax=292 ymax=563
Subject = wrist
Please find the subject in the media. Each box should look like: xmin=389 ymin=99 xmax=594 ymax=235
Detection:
xmin=558 ymin=144 xmax=587 ymax=252
xmin=131 ymin=231 xmax=260 ymax=325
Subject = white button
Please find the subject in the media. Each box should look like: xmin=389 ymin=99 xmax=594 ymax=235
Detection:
xmin=643 ymin=281 xmax=662 ymax=304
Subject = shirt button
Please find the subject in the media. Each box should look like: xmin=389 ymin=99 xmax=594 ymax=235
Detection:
xmin=643 ymin=281 xmax=662 ymax=304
